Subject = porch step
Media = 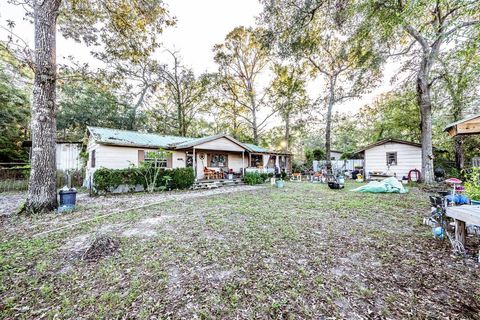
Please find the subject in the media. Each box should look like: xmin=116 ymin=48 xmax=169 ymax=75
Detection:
xmin=191 ymin=178 xmax=245 ymax=190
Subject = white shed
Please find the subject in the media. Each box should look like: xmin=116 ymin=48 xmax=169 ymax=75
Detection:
xmin=23 ymin=141 xmax=82 ymax=172
xmin=358 ymin=139 xmax=422 ymax=180
xmin=331 ymin=150 xmax=343 ymax=161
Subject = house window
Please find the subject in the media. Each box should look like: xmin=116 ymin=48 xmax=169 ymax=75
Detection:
xmin=250 ymin=154 xmax=263 ymax=167
xmin=91 ymin=150 xmax=96 ymax=168
xmin=386 ymin=152 xmax=397 ymax=166
xmin=145 ymin=151 xmax=168 ymax=168
xmin=210 ymin=154 xmax=227 ymax=167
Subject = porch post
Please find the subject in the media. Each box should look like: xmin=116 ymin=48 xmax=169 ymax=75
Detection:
xmin=242 ymin=151 xmax=245 ymax=176
xmin=193 ymin=147 xmax=197 ymax=181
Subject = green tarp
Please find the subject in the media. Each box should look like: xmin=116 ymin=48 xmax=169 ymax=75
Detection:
xmin=351 ymin=177 xmax=407 ymax=194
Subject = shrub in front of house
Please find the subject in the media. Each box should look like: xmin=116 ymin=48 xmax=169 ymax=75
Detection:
xmin=243 ymin=172 xmax=266 ymax=185
xmin=169 ymin=167 xmax=195 ymax=190
xmin=93 ymin=167 xmax=194 ymax=193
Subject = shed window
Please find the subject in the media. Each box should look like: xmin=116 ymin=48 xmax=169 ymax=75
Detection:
xmin=386 ymin=152 xmax=397 ymax=166
xmin=91 ymin=150 xmax=96 ymax=168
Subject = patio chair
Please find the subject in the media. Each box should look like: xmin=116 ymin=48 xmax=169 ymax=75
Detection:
xmin=203 ymin=168 xmax=217 ymax=180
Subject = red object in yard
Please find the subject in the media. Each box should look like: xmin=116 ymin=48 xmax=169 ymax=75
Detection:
xmin=445 ymin=177 xmax=462 ymax=184
xmin=408 ymin=169 xmax=421 ymax=182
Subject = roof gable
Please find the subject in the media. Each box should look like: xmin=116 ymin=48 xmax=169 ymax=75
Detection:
xmin=173 ymin=134 xmax=251 ymax=151
xmin=444 ymin=114 xmax=480 ymax=137
xmin=356 ymin=138 xmax=422 ymax=153
xmin=444 ymin=114 xmax=480 ymax=131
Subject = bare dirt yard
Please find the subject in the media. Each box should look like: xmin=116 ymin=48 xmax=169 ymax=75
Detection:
xmin=1 ymin=182 xmax=479 ymax=319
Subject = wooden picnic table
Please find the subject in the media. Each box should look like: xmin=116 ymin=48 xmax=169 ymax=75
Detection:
xmin=446 ymin=205 xmax=480 ymax=246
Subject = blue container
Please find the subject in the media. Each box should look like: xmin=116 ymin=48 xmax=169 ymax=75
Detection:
xmin=59 ymin=190 xmax=77 ymax=207
xmin=472 ymin=200 xmax=480 ymax=205
xmin=276 ymin=180 xmax=284 ymax=188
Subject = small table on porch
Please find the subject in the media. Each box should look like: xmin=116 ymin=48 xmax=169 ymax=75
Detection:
xmin=446 ymin=205 xmax=480 ymax=248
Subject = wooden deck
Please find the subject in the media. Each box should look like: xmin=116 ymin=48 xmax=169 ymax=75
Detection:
xmin=446 ymin=205 xmax=480 ymax=248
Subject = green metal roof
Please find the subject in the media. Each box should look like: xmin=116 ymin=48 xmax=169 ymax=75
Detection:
xmin=245 ymin=143 xmax=269 ymax=153
xmin=87 ymin=127 xmax=195 ymax=148
xmin=87 ymin=126 xmax=287 ymax=154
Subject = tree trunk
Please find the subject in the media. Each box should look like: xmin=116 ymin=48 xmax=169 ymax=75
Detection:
xmin=454 ymin=136 xmax=464 ymax=170
xmin=417 ymin=56 xmax=435 ymax=184
xmin=284 ymin=112 xmax=290 ymax=153
xmin=177 ymin=101 xmax=183 ymax=136
xmin=325 ymin=75 xmax=336 ymax=166
xmin=452 ymin=104 xmax=464 ymax=170
xmin=26 ymin=0 xmax=61 ymax=213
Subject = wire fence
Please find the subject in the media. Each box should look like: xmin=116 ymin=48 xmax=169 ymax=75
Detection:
xmin=0 ymin=163 xmax=84 ymax=193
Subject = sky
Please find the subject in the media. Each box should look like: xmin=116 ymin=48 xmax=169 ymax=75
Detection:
xmin=0 ymin=0 xmax=397 ymax=116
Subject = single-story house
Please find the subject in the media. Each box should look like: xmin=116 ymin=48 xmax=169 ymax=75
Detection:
xmin=356 ymin=138 xmax=422 ymax=180
xmin=22 ymin=140 xmax=82 ymax=172
xmin=85 ymin=127 xmax=291 ymax=182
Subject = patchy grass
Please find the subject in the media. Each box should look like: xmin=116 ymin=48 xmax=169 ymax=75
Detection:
xmin=1 ymin=182 xmax=479 ymax=318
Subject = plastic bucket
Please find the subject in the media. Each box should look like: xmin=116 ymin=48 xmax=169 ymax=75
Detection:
xmin=276 ymin=180 xmax=284 ymax=188
xmin=59 ymin=190 xmax=77 ymax=207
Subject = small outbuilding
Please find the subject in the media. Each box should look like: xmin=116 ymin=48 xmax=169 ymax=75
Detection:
xmin=356 ymin=139 xmax=422 ymax=180
xmin=330 ymin=150 xmax=343 ymax=161
xmin=444 ymin=114 xmax=480 ymax=137
xmin=22 ymin=140 xmax=82 ymax=172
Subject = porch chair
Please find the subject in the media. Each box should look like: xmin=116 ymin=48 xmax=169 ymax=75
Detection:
xmin=203 ymin=167 xmax=218 ymax=180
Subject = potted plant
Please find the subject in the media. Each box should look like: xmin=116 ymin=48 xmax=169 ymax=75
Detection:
xmin=464 ymin=168 xmax=480 ymax=205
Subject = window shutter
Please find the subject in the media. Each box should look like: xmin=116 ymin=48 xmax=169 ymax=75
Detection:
xmin=138 ymin=150 xmax=145 ymax=164
xmin=167 ymin=153 xmax=173 ymax=168
xmin=91 ymin=150 xmax=96 ymax=168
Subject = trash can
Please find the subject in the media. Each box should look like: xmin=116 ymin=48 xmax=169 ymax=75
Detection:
xmin=59 ymin=190 xmax=77 ymax=208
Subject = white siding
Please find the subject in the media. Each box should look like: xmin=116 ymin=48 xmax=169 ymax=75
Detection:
xmin=194 ymin=137 xmax=245 ymax=152
xmin=95 ymin=145 xmax=156 ymax=169
xmin=228 ymin=153 xmax=244 ymax=173
xmin=172 ymin=151 xmax=186 ymax=168
xmin=331 ymin=151 xmax=342 ymax=161
xmin=364 ymin=142 xmax=422 ymax=179
xmin=56 ymin=143 xmax=81 ymax=171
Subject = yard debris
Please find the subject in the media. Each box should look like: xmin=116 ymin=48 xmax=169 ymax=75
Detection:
xmin=351 ymin=177 xmax=407 ymax=193
xmin=81 ymin=234 xmax=119 ymax=261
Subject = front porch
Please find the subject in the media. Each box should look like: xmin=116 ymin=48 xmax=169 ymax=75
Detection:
xmin=174 ymin=135 xmax=292 ymax=181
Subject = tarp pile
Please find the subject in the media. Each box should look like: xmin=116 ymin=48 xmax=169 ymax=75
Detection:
xmin=351 ymin=177 xmax=408 ymax=194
